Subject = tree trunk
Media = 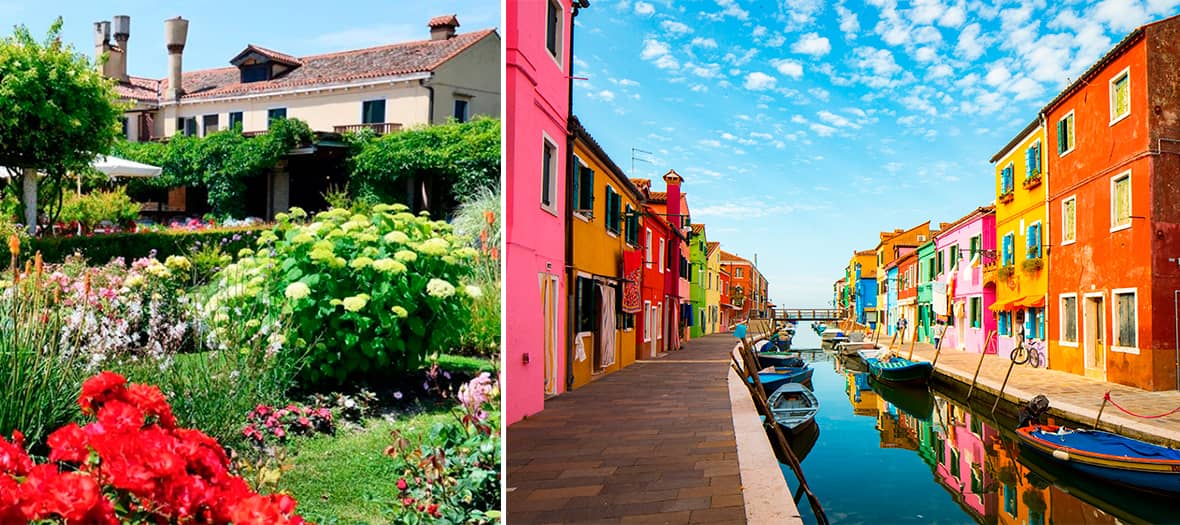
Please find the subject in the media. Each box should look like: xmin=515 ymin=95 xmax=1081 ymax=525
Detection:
xmin=21 ymin=168 xmax=37 ymax=235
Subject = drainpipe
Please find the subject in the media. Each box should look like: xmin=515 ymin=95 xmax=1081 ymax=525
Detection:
xmin=421 ymin=79 xmax=435 ymax=125
xmin=1040 ymin=109 xmax=1049 ymax=366
xmin=564 ymin=0 xmax=588 ymax=391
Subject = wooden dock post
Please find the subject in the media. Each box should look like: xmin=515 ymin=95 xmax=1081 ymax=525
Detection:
xmin=965 ymin=331 xmax=995 ymax=400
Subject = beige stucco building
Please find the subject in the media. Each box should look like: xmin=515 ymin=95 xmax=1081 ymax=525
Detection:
xmin=95 ymin=13 xmax=500 ymax=217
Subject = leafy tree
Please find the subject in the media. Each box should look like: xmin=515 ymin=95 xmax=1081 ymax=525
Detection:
xmin=0 ymin=19 xmax=124 ymax=233
xmin=348 ymin=117 xmax=500 ymax=216
xmin=113 ymin=118 xmax=314 ymax=217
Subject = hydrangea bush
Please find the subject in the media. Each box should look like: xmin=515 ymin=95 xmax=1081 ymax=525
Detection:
xmin=204 ymin=205 xmax=479 ymax=384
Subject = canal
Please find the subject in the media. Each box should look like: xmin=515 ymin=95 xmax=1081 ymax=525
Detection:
xmin=778 ymin=328 xmax=1176 ymax=525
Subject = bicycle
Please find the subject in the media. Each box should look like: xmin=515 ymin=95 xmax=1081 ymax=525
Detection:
xmin=1010 ymin=339 xmax=1046 ymax=368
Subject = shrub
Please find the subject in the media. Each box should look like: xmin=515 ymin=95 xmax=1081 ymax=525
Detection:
xmin=0 ymin=371 xmax=308 ymax=524
xmin=452 ymin=188 xmax=500 ymax=357
xmin=57 ymin=187 xmax=140 ymax=232
xmin=206 ymin=205 xmax=480 ymax=385
xmin=26 ymin=226 xmax=266 ymax=266
xmin=386 ymin=372 xmax=500 ymax=524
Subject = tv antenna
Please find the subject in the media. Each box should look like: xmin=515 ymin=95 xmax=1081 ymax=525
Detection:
xmin=631 ymin=148 xmax=652 ymax=177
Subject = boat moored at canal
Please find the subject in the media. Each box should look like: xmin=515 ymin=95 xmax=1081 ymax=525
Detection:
xmin=1014 ymin=424 xmax=1180 ymax=495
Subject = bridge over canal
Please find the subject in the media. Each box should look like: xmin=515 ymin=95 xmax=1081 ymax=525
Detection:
xmin=769 ymin=308 xmax=841 ymax=322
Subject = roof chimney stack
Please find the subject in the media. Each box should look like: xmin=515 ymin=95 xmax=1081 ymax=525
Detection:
xmin=111 ymin=15 xmax=130 ymax=82
xmin=428 ymin=14 xmax=459 ymax=41
xmin=93 ymin=20 xmax=111 ymax=75
xmin=164 ymin=16 xmax=189 ymax=101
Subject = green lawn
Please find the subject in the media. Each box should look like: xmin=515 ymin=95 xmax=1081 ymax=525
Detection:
xmin=282 ymin=410 xmax=455 ymax=525
xmin=433 ymin=354 xmax=497 ymax=375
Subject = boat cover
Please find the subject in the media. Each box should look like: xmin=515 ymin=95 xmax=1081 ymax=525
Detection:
xmin=1030 ymin=428 xmax=1180 ymax=461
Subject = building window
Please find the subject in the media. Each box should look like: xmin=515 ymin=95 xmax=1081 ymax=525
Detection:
xmin=1026 ymin=222 xmax=1041 ymax=259
xmin=604 ymin=186 xmax=621 ymax=234
xmin=228 ymin=111 xmax=244 ymax=131
xmin=621 ymin=313 xmax=635 ymax=331
xmin=998 ymin=311 xmax=1010 ymax=336
xmin=1111 ymin=171 xmax=1132 ymax=231
xmin=202 ymin=114 xmax=219 ymax=136
xmin=573 ymin=160 xmax=594 ymax=214
xmin=1062 ymin=196 xmax=1076 ymax=244
xmin=1003 ymin=484 xmax=1016 ymax=517
xmin=453 ymin=99 xmax=469 ymax=123
xmin=176 ymin=117 xmax=196 ymax=137
xmin=645 ymin=229 xmax=653 ymax=267
xmin=949 ymin=245 xmax=959 ymax=270
xmin=969 ymin=235 xmax=980 ymax=261
xmin=575 ymin=277 xmax=596 ymax=333
xmin=658 ymin=238 xmax=666 ymax=274
xmin=1001 ymin=232 xmax=1014 ymax=266
xmin=1110 ymin=67 xmax=1130 ymax=123
xmin=624 ymin=204 xmax=639 ymax=246
xmin=266 ymin=108 xmax=287 ymax=128
xmin=545 ymin=0 xmax=563 ymax=61
xmin=1113 ymin=289 xmax=1137 ymax=350
xmin=1061 ymin=294 xmax=1078 ymax=344
xmin=735 ymin=268 xmax=744 ymax=278
xmin=936 ymin=250 xmax=943 ymax=275
xmin=1057 ymin=111 xmax=1075 ymax=155
xmin=1026 ymin=141 xmax=1042 ymax=180
xmin=362 ymin=99 xmax=386 ymax=124
xmin=241 ymin=64 xmax=269 ymax=83
xmin=970 ymin=297 xmax=982 ymax=328
xmin=541 ymin=138 xmax=557 ymax=210
xmin=1000 ymin=162 xmax=1014 ymax=194
xmin=121 ymin=117 xmax=130 ymax=139
xmin=643 ymin=301 xmax=652 ymax=341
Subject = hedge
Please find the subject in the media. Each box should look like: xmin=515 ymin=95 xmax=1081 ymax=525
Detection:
xmin=26 ymin=226 xmax=269 ymax=265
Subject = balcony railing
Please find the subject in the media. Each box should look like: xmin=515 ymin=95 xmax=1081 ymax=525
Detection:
xmin=333 ymin=122 xmax=403 ymax=135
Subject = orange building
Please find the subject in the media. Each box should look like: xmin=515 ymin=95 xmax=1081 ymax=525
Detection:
xmin=721 ymin=250 xmax=757 ymax=322
xmin=1045 ymin=15 xmax=1180 ymax=390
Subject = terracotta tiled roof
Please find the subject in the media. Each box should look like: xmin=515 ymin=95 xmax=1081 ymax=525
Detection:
xmin=648 ymin=191 xmax=667 ymax=202
xmin=720 ymin=250 xmax=751 ymax=264
xmin=428 ymin=14 xmax=460 ymax=28
xmin=691 ymin=223 xmax=705 ymax=234
xmin=631 ymin=178 xmax=651 ymax=191
xmin=147 ymin=28 xmax=495 ymax=101
xmin=115 ymin=76 xmax=162 ymax=102
xmin=706 ymin=241 xmax=720 ymax=257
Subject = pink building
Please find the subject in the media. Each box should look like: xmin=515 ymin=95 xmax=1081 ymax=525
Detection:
xmin=935 ymin=402 xmax=998 ymax=520
xmin=933 ymin=206 xmax=997 ymax=354
xmin=505 ymin=0 xmax=586 ymax=425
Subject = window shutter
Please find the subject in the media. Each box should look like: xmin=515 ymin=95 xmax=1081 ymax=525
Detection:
xmin=1025 ymin=147 xmax=1032 ymax=179
xmin=572 ymin=161 xmax=581 ymax=209
xmin=1057 ymin=120 xmax=1065 ymax=153
xmin=588 ymin=168 xmax=596 ymax=212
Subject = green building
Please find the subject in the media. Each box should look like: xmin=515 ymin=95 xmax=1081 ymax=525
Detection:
xmin=689 ymin=224 xmax=708 ymax=338
xmin=916 ymin=240 xmax=937 ymax=342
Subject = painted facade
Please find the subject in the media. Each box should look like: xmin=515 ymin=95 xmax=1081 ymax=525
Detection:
xmin=505 ymin=0 xmax=576 ymax=425
xmin=874 ymin=222 xmax=934 ymax=333
xmin=688 ymin=224 xmax=708 ymax=338
xmin=895 ymin=251 xmax=919 ymax=342
xmin=643 ymin=172 xmax=689 ymax=348
xmin=847 ymin=250 xmax=878 ymax=326
xmin=1045 ymin=15 xmax=1180 ymax=390
xmin=719 ymin=266 xmax=733 ymax=331
xmin=916 ymin=241 xmax=938 ymax=342
xmin=935 ymin=207 xmax=997 ymax=354
xmin=567 ymin=118 xmax=644 ymax=389
xmin=631 ymin=178 xmax=673 ymax=359
xmin=990 ymin=121 xmax=1048 ymax=362
xmin=932 ymin=401 xmax=998 ymax=521
xmin=705 ymin=241 xmax=722 ymax=334
xmin=722 ymin=251 xmax=755 ymax=322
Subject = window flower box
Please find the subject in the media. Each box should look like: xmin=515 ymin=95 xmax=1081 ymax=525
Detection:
xmin=1022 ymin=175 xmax=1042 ymax=190
xmin=1022 ymin=257 xmax=1043 ymax=273
xmin=998 ymin=191 xmax=1015 ymax=204
xmin=997 ymin=265 xmax=1015 ymax=280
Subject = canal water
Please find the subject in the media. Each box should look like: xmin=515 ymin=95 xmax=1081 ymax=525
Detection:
xmin=777 ymin=328 xmax=1176 ymax=525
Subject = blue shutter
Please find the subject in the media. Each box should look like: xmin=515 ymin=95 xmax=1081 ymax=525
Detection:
xmin=1025 ymin=147 xmax=1032 ymax=179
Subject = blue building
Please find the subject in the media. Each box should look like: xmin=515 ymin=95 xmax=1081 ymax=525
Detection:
xmin=853 ymin=262 xmax=878 ymax=328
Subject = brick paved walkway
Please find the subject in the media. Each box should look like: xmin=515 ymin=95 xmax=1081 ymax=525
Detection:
xmin=506 ymin=334 xmax=748 ymax=524
xmin=883 ymin=340 xmax=1180 ymax=447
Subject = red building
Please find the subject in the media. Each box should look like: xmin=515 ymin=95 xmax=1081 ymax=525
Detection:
xmin=719 ymin=266 xmax=734 ymax=331
xmin=1045 ymin=14 xmax=1180 ymax=390
xmin=631 ymin=175 xmax=682 ymax=357
xmin=892 ymin=250 xmax=920 ymax=335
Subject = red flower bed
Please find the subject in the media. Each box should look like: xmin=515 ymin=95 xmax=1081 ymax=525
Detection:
xmin=0 ymin=371 xmax=308 ymax=524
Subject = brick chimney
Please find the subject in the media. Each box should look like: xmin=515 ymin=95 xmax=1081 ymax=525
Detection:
xmin=164 ymin=17 xmax=189 ymax=101
xmin=428 ymin=14 xmax=459 ymax=41
xmin=663 ymin=169 xmax=685 ymax=350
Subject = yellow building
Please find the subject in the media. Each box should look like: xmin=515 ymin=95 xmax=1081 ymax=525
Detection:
xmin=568 ymin=117 xmax=645 ymax=389
xmin=989 ymin=121 xmax=1047 ymax=361
xmin=705 ymin=241 xmax=722 ymax=334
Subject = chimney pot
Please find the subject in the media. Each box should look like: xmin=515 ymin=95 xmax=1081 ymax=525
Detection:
xmin=112 ymin=15 xmax=130 ymax=39
xmin=428 ymin=14 xmax=459 ymax=41
xmin=94 ymin=21 xmax=110 ymax=47
xmin=164 ymin=17 xmax=189 ymax=101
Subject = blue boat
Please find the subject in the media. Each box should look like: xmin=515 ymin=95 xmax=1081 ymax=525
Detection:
xmin=863 ymin=353 xmax=933 ymax=384
xmin=753 ymin=365 xmax=814 ymax=393
xmin=756 ymin=351 xmax=804 ymax=369
xmin=1015 ymin=424 xmax=1180 ymax=494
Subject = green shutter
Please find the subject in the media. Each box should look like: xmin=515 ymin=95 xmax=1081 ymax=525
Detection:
xmin=1057 ymin=120 xmax=1066 ymax=153
xmin=572 ymin=160 xmax=581 ymax=209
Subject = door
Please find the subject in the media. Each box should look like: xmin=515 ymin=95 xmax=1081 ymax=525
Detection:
xmin=651 ymin=304 xmax=660 ymax=357
xmin=541 ymin=274 xmax=559 ymax=396
xmin=1084 ymin=295 xmax=1106 ymax=379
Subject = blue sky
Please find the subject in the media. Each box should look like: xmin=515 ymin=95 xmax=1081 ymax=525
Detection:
xmin=0 ymin=1 xmax=499 ymax=78
xmin=571 ymin=0 xmax=1180 ymax=308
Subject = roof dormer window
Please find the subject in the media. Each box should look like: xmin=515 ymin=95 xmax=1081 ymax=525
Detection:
xmin=230 ymin=44 xmax=302 ymax=84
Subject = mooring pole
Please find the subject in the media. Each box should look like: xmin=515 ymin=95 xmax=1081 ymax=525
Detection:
xmin=966 ymin=331 xmax=995 ymax=400
xmin=1093 ymin=394 xmax=1109 ymax=429
xmin=930 ymin=328 xmax=947 ymax=368
xmin=991 ymin=356 xmax=1017 ymax=414
xmin=906 ymin=324 xmax=919 ymax=360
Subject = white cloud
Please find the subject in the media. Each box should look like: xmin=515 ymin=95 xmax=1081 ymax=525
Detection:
xmin=705 ymin=0 xmax=750 ymax=21
xmin=909 ymin=0 xmax=946 ymax=25
xmin=955 ymin=23 xmax=985 ymax=60
xmin=744 ymin=71 xmax=778 ymax=90
xmin=792 ymin=32 xmax=832 ymax=56
xmin=661 ymin=20 xmax=692 ymax=34
xmin=770 ymin=58 xmax=804 ymax=79
xmin=750 ymin=131 xmax=775 ymax=140
xmin=753 ymin=25 xmax=768 ymax=37
xmin=817 ymin=110 xmax=856 ymax=128
xmin=634 ymin=1 xmax=656 ymax=16
xmin=654 ymin=54 xmax=680 ymax=69
xmin=1009 ymin=77 xmax=1044 ymax=100
xmin=691 ymin=37 xmax=719 ymax=48
xmin=780 ymin=0 xmax=825 ymax=29
xmin=1093 ymin=0 xmax=1149 ymax=32
xmin=698 ymin=139 xmax=723 ymax=147
xmin=594 ymin=90 xmax=617 ymax=102
xmin=685 ymin=62 xmax=722 ymax=78
xmin=914 ymin=46 xmax=938 ymax=62
xmin=984 ymin=63 xmax=1011 ymax=87
xmin=927 ymin=63 xmax=953 ymax=79
xmin=809 ymin=123 xmax=837 ymax=136
xmin=641 ymin=39 xmax=670 ymax=60
xmin=836 ymin=4 xmax=860 ymax=38
xmin=613 ymin=78 xmax=640 ymax=87
xmin=809 ymin=87 xmax=831 ymax=101
xmin=854 ymin=46 xmax=901 ymax=77
xmin=939 ymin=2 xmax=967 ymax=27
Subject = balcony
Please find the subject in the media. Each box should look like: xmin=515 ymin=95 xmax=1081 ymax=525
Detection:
xmin=333 ymin=122 xmax=403 ymax=135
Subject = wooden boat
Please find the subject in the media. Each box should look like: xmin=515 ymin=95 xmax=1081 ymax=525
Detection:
xmin=864 ymin=354 xmax=933 ymax=384
xmin=856 ymin=348 xmax=888 ymax=361
xmin=820 ymin=329 xmax=845 ymax=341
xmin=754 ymin=365 xmax=815 ymax=393
xmin=1014 ymin=424 xmax=1180 ymax=494
xmin=836 ymin=341 xmax=878 ymax=356
xmin=767 ymin=383 xmax=819 ymax=433
xmin=756 ymin=351 xmax=804 ymax=370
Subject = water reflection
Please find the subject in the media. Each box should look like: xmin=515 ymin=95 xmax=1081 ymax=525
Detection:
xmin=835 ymin=354 xmax=1175 ymax=525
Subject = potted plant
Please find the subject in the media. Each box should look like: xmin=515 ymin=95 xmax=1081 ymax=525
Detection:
xmin=1022 ymin=175 xmax=1042 ymax=189
xmin=997 ymin=265 xmax=1015 ymax=280
xmin=998 ymin=191 xmax=1015 ymax=204
xmin=1022 ymin=257 xmax=1043 ymax=273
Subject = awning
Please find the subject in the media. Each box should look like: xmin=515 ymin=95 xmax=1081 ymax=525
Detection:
xmin=990 ymin=295 xmax=1044 ymax=311
xmin=1021 ymin=295 xmax=1046 ymax=308
xmin=989 ymin=297 xmax=1019 ymax=311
